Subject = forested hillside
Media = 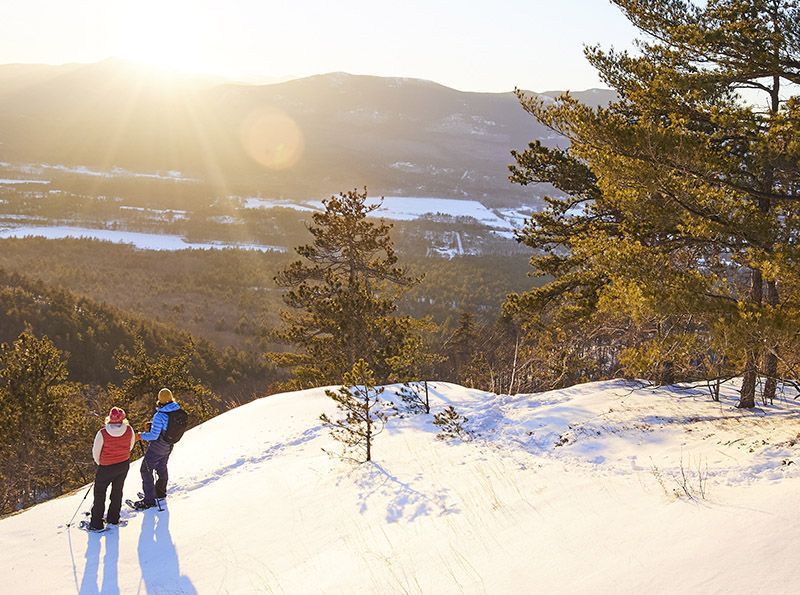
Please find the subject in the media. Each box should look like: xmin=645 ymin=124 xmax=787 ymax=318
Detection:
xmin=0 ymin=266 xmax=282 ymax=512
xmin=0 ymin=267 xmax=276 ymax=392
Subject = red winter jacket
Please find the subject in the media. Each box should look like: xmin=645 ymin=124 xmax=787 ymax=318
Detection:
xmin=92 ymin=423 xmax=135 ymax=465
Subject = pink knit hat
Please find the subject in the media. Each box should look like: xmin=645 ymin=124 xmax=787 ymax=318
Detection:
xmin=108 ymin=407 xmax=126 ymax=424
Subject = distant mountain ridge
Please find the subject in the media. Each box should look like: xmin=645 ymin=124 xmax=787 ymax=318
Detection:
xmin=0 ymin=59 xmax=616 ymax=206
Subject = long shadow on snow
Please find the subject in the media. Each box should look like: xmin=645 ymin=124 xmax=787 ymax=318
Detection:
xmin=351 ymin=462 xmax=460 ymax=523
xmin=78 ymin=528 xmax=120 ymax=594
xmin=137 ymin=508 xmax=196 ymax=594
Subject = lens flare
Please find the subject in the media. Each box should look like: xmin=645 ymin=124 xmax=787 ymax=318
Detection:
xmin=240 ymin=107 xmax=304 ymax=170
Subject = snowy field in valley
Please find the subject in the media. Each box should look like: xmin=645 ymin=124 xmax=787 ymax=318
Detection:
xmin=243 ymin=195 xmax=531 ymax=231
xmin=0 ymin=162 xmax=195 ymax=181
xmin=0 ymin=225 xmax=286 ymax=252
xmin=0 ymin=164 xmax=536 ymax=233
xmin=0 ymin=178 xmax=51 ymax=185
xmin=3 ymin=379 xmax=800 ymax=593
xmin=0 ymin=195 xmax=535 ymax=251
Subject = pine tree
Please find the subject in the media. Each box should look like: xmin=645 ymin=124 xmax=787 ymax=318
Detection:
xmin=109 ymin=337 xmax=216 ymax=431
xmin=320 ymin=359 xmax=387 ymax=463
xmin=509 ymin=0 xmax=800 ymax=407
xmin=445 ymin=312 xmax=480 ymax=381
xmin=0 ymin=332 xmax=92 ymax=511
xmin=433 ymin=405 xmax=474 ymax=442
xmin=270 ymin=188 xmax=423 ymax=387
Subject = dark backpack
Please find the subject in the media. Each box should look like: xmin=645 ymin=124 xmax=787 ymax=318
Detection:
xmin=161 ymin=408 xmax=189 ymax=444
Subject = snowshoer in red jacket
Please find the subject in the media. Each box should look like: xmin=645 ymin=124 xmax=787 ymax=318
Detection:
xmin=89 ymin=407 xmax=135 ymax=531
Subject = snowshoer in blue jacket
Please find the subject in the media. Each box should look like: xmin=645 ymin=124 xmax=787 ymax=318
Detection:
xmin=132 ymin=388 xmax=180 ymax=510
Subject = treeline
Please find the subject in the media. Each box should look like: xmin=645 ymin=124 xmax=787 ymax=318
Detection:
xmin=401 ymin=255 xmax=534 ymax=328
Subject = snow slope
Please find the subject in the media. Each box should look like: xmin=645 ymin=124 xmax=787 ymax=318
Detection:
xmin=3 ymin=380 xmax=800 ymax=594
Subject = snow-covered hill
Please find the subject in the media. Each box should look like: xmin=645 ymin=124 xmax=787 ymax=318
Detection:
xmin=4 ymin=380 xmax=800 ymax=593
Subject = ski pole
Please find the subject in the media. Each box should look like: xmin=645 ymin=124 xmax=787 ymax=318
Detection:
xmin=66 ymin=483 xmax=93 ymax=528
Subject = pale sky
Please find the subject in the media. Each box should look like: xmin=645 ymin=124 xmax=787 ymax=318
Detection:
xmin=0 ymin=0 xmax=639 ymax=93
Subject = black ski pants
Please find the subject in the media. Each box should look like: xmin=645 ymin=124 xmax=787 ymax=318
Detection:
xmin=90 ymin=459 xmax=130 ymax=529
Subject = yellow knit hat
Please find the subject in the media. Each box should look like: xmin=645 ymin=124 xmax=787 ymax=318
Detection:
xmin=157 ymin=388 xmax=174 ymax=405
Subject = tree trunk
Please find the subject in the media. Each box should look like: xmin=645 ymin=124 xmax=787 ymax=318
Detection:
xmin=708 ymin=378 xmax=720 ymax=402
xmin=739 ymin=358 xmax=757 ymax=409
xmin=752 ymin=73 xmax=781 ymax=406
xmin=659 ymin=360 xmax=675 ymax=386
xmin=509 ymin=337 xmax=520 ymax=395
xmin=762 ymin=351 xmax=778 ymax=405
xmin=762 ymin=279 xmax=779 ymax=404
xmin=738 ymin=267 xmax=763 ymax=408
xmin=364 ymin=385 xmax=372 ymax=462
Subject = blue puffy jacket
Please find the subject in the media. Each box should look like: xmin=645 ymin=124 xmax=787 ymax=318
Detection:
xmin=140 ymin=401 xmax=180 ymax=441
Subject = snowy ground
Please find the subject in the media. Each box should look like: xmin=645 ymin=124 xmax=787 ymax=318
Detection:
xmin=3 ymin=379 xmax=800 ymax=594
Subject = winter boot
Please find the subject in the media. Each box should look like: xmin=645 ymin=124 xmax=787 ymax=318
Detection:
xmin=131 ymin=499 xmax=156 ymax=511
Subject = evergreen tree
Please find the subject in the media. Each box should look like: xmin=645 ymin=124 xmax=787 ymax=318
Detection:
xmin=320 ymin=359 xmax=388 ymax=463
xmin=0 ymin=332 xmax=92 ymax=511
xmin=270 ymin=188 xmax=423 ymax=387
xmin=433 ymin=405 xmax=474 ymax=442
xmin=445 ymin=312 xmax=480 ymax=380
xmin=508 ymin=0 xmax=800 ymax=407
xmin=109 ymin=337 xmax=217 ymax=432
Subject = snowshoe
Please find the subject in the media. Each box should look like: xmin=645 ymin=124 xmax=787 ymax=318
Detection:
xmin=81 ymin=510 xmax=129 ymax=527
xmin=77 ymin=520 xmax=108 ymax=533
xmin=126 ymin=499 xmax=156 ymax=511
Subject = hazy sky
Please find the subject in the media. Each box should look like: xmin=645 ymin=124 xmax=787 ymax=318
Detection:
xmin=0 ymin=0 xmax=639 ymax=92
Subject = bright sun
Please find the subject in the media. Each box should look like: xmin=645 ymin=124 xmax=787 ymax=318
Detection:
xmin=112 ymin=2 xmax=219 ymax=75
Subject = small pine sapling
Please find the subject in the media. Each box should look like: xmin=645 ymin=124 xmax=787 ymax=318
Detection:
xmin=398 ymin=381 xmax=430 ymax=414
xmin=320 ymin=359 xmax=388 ymax=463
xmin=433 ymin=405 xmax=474 ymax=442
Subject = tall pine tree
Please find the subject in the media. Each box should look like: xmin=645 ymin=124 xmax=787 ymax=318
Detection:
xmin=270 ymin=188 xmax=423 ymax=387
xmin=509 ymin=0 xmax=800 ymax=407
